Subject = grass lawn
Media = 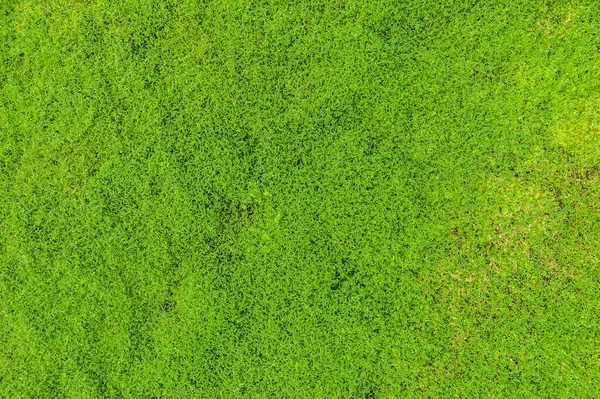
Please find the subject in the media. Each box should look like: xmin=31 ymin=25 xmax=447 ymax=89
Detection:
xmin=1 ymin=0 xmax=600 ymax=397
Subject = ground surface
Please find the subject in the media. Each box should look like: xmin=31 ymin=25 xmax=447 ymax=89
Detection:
xmin=1 ymin=1 xmax=600 ymax=398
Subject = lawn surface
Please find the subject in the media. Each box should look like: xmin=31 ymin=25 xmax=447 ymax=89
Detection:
xmin=1 ymin=0 xmax=600 ymax=397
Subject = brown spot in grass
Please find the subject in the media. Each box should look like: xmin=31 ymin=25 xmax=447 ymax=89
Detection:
xmin=538 ymin=19 xmax=552 ymax=37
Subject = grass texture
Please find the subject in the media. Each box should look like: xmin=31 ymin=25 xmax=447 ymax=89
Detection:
xmin=1 ymin=0 xmax=600 ymax=397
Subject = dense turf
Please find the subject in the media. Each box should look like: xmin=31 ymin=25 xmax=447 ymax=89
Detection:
xmin=1 ymin=0 xmax=600 ymax=397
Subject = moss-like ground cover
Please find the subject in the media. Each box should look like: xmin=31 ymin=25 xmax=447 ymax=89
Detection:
xmin=1 ymin=1 xmax=600 ymax=397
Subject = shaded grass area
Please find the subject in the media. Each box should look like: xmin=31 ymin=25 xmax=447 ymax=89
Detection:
xmin=1 ymin=0 xmax=600 ymax=397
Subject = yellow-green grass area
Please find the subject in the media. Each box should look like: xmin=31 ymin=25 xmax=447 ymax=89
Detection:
xmin=1 ymin=1 xmax=600 ymax=397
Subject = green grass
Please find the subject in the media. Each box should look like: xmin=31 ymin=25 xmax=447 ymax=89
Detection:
xmin=1 ymin=0 xmax=600 ymax=397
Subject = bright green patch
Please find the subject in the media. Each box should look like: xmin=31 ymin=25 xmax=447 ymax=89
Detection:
xmin=1 ymin=1 xmax=600 ymax=398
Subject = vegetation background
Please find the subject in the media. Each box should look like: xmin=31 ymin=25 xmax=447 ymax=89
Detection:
xmin=1 ymin=0 xmax=600 ymax=397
